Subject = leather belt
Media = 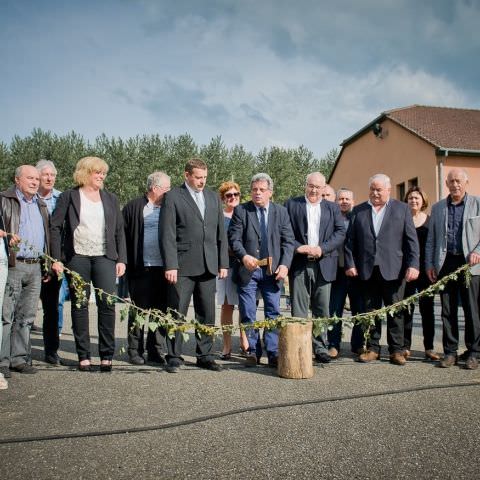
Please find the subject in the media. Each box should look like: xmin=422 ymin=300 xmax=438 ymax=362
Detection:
xmin=307 ymin=256 xmax=317 ymax=262
xmin=16 ymin=257 xmax=41 ymax=264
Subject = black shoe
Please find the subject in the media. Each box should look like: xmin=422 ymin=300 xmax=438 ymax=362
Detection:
xmin=267 ymin=356 xmax=278 ymax=368
xmin=128 ymin=355 xmax=145 ymax=365
xmin=78 ymin=363 xmax=93 ymax=372
xmin=147 ymin=354 xmax=166 ymax=366
xmin=315 ymin=353 xmax=331 ymax=364
xmin=197 ymin=359 xmax=223 ymax=371
xmin=165 ymin=359 xmax=182 ymax=373
xmin=100 ymin=363 xmax=112 ymax=372
xmin=459 ymin=350 xmax=469 ymax=361
xmin=0 ymin=366 xmax=12 ymax=378
xmin=44 ymin=353 xmax=61 ymax=366
xmin=11 ymin=364 xmax=38 ymax=374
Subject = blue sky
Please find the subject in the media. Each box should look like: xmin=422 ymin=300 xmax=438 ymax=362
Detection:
xmin=1 ymin=0 xmax=479 ymax=158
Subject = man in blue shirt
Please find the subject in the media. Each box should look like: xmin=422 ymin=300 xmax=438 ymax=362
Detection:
xmin=0 ymin=165 xmax=50 ymax=376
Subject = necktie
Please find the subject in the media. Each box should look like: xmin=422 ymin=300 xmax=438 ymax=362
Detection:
xmin=259 ymin=207 xmax=268 ymax=258
xmin=194 ymin=191 xmax=205 ymax=219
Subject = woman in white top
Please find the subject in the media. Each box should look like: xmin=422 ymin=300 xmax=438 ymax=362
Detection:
xmin=51 ymin=157 xmax=126 ymax=372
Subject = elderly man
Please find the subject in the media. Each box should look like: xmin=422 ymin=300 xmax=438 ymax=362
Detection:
xmin=425 ymin=168 xmax=480 ymax=370
xmin=345 ymin=173 xmax=419 ymax=365
xmin=285 ymin=173 xmax=346 ymax=363
xmin=36 ymin=159 xmax=63 ymax=365
xmin=327 ymin=188 xmax=365 ymax=358
xmin=161 ymin=159 xmax=229 ymax=373
xmin=229 ymin=173 xmax=295 ymax=367
xmin=123 ymin=171 xmax=171 ymax=365
xmin=0 ymin=165 xmax=50 ymax=376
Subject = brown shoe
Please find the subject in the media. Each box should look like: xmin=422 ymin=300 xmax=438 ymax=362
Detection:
xmin=438 ymin=354 xmax=458 ymax=368
xmin=425 ymin=350 xmax=440 ymax=362
xmin=328 ymin=347 xmax=339 ymax=359
xmin=358 ymin=350 xmax=380 ymax=363
xmin=464 ymin=356 xmax=479 ymax=370
xmin=390 ymin=352 xmax=407 ymax=366
xmin=403 ymin=349 xmax=411 ymax=359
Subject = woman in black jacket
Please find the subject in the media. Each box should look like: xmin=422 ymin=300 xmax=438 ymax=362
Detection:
xmin=51 ymin=157 xmax=127 ymax=372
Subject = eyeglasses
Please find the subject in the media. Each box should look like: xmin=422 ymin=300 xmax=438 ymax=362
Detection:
xmin=225 ymin=192 xmax=240 ymax=199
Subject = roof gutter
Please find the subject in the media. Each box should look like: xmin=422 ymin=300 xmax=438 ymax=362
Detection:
xmin=436 ymin=147 xmax=480 ymax=157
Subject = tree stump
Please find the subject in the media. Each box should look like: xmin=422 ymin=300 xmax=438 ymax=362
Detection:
xmin=278 ymin=321 xmax=313 ymax=379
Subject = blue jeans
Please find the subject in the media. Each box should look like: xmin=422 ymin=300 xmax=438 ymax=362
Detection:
xmin=1 ymin=262 xmax=42 ymax=368
xmin=0 ymin=257 xmax=8 ymax=356
xmin=238 ymin=268 xmax=280 ymax=360
xmin=58 ymin=277 xmax=69 ymax=333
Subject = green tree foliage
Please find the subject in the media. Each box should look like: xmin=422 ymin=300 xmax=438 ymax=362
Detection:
xmin=1 ymin=129 xmax=337 ymax=205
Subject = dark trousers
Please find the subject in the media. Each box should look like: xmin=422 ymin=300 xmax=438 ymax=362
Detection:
xmin=439 ymin=254 xmax=480 ymax=356
xmin=328 ymin=268 xmax=365 ymax=352
xmin=361 ymin=267 xmax=406 ymax=354
xmin=127 ymin=267 xmax=167 ymax=359
xmin=67 ymin=255 xmax=116 ymax=361
xmin=403 ymin=275 xmax=435 ymax=351
xmin=40 ymin=274 xmax=61 ymax=356
xmin=166 ymin=272 xmax=216 ymax=361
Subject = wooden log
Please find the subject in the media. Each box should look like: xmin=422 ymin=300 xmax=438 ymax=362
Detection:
xmin=278 ymin=321 xmax=313 ymax=379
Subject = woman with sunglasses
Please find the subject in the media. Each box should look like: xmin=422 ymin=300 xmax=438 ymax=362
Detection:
xmin=216 ymin=181 xmax=249 ymax=359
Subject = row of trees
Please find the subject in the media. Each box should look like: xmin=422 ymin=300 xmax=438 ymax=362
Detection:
xmin=0 ymin=129 xmax=338 ymax=205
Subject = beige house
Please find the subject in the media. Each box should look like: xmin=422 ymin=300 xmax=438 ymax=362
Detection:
xmin=329 ymin=105 xmax=480 ymax=208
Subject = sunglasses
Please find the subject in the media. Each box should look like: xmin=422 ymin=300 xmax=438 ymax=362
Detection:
xmin=225 ymin=192 xmax=240 ymax=199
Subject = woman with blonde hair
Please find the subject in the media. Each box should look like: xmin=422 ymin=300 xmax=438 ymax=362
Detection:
xmin=217 ymin=181 xmax=249 ymax=359
xmin=51 ymin=157 xmax=127 ymax=371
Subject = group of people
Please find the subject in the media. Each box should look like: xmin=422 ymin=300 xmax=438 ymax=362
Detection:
xmin=1 ymin=156 xmax=479 ymax=390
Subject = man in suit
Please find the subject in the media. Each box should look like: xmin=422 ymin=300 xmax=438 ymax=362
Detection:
xmin=161 ymin=158 xmax=228 ymax=373
xmin=285 ymin=173 xmax=346 ymax=363
xmin=327 ymin=188 xmax=365 ymax=358
xmin=345 ymin=173 xmax=419 ymax=366
xmin=228 ymin=173 xmax=295 ymax=367
xmin=425 ymin=168 xmax=480 ymax=370
xmin=123 ymin=171 xmax=171 ymax=366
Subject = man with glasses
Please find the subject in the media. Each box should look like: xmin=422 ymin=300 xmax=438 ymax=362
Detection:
xmin=285 ymin=172 xmax=346 ymax=363
xmin=229 ymin=173 xmax=295 ymax=367
xmin=122 ymin=171 xmax=171 ymax=366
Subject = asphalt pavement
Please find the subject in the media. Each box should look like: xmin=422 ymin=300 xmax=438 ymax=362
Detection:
xmin=0 ymin=299 xmax=479 ymax=479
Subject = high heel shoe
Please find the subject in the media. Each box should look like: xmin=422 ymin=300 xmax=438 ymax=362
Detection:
xmin=78 ymin=361 xmax=92 ymax=372
xmin=220 ymin=352 xmax=231 ymax=360
xmin=100 ymin=360 xmax=112 ymax=372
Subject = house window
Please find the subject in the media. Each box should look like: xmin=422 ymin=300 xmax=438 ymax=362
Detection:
xmin=397 ymin=182 xmax=405 ymax=201
xmin=408 ymin=177 xmax=418 ymax=188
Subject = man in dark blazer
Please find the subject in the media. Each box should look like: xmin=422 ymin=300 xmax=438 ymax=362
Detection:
xmin=285 ymin=172 xmax=346 ymax=363
xmin=160 ymin=158 xmax=229 ymax=373
xmin=345 ymin=173 xmax=419 ymax=365
xmin=228 ymin=173 xmax=295 ymax=367
xmin=122 ymin=171 xmax=171 ymax=366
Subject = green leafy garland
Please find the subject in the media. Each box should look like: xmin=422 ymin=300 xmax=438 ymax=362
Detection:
xmin=7 ymin=233 xmax=472 ymax=343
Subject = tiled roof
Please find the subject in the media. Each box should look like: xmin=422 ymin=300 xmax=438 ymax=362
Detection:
xmin=386 ymin=105 xmax=480 ymax=151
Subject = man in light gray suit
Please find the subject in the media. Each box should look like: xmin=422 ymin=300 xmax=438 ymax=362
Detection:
xmin=161 ymin=158 xmax=229 ymax=373
xmin=425 ymin=168 xmax=480 ymax=370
